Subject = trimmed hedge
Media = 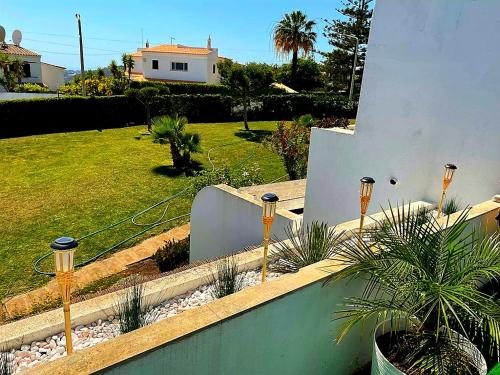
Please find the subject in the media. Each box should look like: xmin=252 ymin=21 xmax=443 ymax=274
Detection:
xmin=0 ymin=96 xmax=143 ymax=138
xmin=0 ymin=94 xmax=357 ymax=138
xmin=257 ymin=94 xmax=356 ymax=120
xmin=129 ymin=80 xmax=229 ymax=95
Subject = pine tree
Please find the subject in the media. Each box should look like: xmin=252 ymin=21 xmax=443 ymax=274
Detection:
xmin=321 ymin=0 xmax=373 ymax=95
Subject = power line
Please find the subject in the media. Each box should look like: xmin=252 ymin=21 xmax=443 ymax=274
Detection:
xmin=23 ymin=37 xmax=124 ymax=53
xmin=23 ymin=30 xmax=142 ymax=45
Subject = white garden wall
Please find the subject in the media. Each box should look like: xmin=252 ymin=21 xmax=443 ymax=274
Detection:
xmin=190 ymin=184 xmax=300 ymax=262
xmin=304 ymin=0 xmax=500 ymax=226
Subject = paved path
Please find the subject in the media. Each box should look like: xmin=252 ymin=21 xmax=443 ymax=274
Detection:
xmin=1 ymin=224 xmax=190 ymax=320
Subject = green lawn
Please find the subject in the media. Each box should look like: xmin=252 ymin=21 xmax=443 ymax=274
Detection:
xmin=0 ymin=121 xmax=286 ymax=299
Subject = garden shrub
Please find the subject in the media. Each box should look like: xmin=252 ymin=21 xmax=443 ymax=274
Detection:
xmin=129 ymin=80 xmax=229 ymax=95
xmin=15 ymin=83 xmax=50 ymax=93
xmin=188 ymin=163 xmax=263 ymax=197
xmin=153 ymin=236 xmax=190 ymax=273
xmin=115 ymin=276 xmax=151 ymax=334
xmin=270 ymin=221 xmax=344 ymax=273
xmin=315 ymin=116 xmax=350 ymax=129
xmin=268 ymin=121 xmax=310 ymax=180
xmin=208 ymin=255 xmax=243 ymax=299
xmin=0 ymin=94 xmax=357 ymax=138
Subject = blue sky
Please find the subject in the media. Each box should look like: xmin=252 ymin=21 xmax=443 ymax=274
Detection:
xmin=0 ymin=0 xmax=348 ymax=70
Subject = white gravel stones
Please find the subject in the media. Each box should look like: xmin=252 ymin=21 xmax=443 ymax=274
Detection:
xmin=5 ymin=268 xmax=281 ymax=373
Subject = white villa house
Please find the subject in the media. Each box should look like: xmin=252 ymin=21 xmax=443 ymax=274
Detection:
xmin=130 ymin=37 xmax=220 ymax=84
xmin=0 ymin=43 xmax=65 ymax=91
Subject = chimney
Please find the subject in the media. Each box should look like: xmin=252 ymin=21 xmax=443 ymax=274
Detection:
xmin=207 ymin=35 xmax=212 ymax=49
xmin=145 ymin=39 xmax=149 ymax=48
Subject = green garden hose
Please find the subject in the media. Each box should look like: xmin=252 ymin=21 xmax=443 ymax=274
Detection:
xmin=32 ymin=139 xmax=278 ymax=276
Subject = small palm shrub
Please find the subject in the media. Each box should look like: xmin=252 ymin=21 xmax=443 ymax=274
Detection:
xmin=0 ymin=351 xmax=11 ymax=375
xmin=270 ymin=221 xmax=344 ymax=273
xmin=153 ymin=236 xmax=190 ymax=272
xmin=268 ymin=120 xmax=310 ymax=180
xmin=116 ymin=277 xmax=149 ymax=333
xmin=295 ymin=114 xmax=316 ymax=128
xmin=443 ymin=197 xmax=463 ymax=216
xmin=330 ymin=204 xmax=500 ymax=375
xmin=152 ymin=115 xmax=201 ymax=169
xmin=209 ymin=255 xmax=243 ymax=299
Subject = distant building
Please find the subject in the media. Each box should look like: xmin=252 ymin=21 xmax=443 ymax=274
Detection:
xmin=130 ymin=37 xmax=220 ymax=84
xmin=0 ymin=43 xmax=65 ymax=91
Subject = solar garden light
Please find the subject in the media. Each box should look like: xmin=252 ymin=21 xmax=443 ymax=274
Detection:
xmin=261 ymin=193 xmax=279 ymax=283
xmin=437 ymin=163 xmax=458 ymax=218
xmin=359 ymin=177 xmax=375 ymax=240
xmin=51 ymin=236 xmax=78 ymax=355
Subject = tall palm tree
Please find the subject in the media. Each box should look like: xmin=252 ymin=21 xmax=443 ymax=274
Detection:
xmin=330 ymin=204 xmax=500 ymax=374
xmin=152 ymin=115 xmax=201 ymax=169
xmin=273 ymin=11 xmax=317 ymax=86
xmin=109 ymin=59 xmax=122 ymax=80
xmin=121 ymin=53 xmax=135 ymax=81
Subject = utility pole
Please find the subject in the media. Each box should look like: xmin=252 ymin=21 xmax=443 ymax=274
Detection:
xmin=170 ymin=36 xmax=175 ymax=45
xmin=75 ymin=14 xmax=86 ymax=96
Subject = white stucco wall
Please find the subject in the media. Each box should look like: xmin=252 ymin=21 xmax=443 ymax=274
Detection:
xmin=303 ymin=0 xmax=500 ymax=227
xmin=141 ymin=51 xmax=217 ymax=83
xmin=206 ymin=49 xmax=220 ymax=84
xmin=20 ymin=55 xmax=42 ymax=84
xmin=132 ymin=55 xmax=143 ymax=74
xmin=40 ymin=63 xmax=65 ymax=90
xmin=190 ymin=185 xmax=301 ymax=262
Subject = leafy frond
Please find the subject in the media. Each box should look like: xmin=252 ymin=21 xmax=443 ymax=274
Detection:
xmin=270 ymin=221 xmax=345 ymax=273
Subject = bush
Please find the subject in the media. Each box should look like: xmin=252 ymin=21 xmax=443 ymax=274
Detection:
xmin=59 ymin=78 xmax=120 ymax=96
xmin=268 ymin=121 xmax=310 ymax=180
xmin=129 ymin=80 xmax=229 ymax=95
xmin=0 ymin=94 xmax=358 ymax=138
xmin=115 ymin=277 xmax=150 ymax=334
xmin=208 ymin=255 xmax=243 ymax=299
xmin=15 ymin=83 xmax=50 ymax=93
xmin=257 ymin=94 xmax=356 ymax=120
xmin=315 ymin=116 xmax=350 ymax=129
xmin=270 ymin=221 xmax=344 ymax=273
xmin=442 ymin=197 xmax=463 ymax=216
xmin=188 ymin=164 xmax=263 ymax=197
xmin=153 ymin=236 xmax=190 ymax=272
xmin=0 ymin=96 xmax=143 ymax=138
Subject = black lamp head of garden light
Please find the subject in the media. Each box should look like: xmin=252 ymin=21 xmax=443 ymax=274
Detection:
xmin=261 ymin=193 xmax=279 ymax=219
xmin=51 ymin=237 xmax=78 ymax=251
xmin=51 ymin=237 xmax=78 ymax=274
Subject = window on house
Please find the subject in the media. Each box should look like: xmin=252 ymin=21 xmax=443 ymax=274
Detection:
xmin=171 ymin=62 xmax=188 ymax=71
xmin=213 ymin=64 xmax=216 ymax=74
xmin=22 ymin=63 xmax=31 ymax=78
xmin=152 ymin=60 xmax=159 ymax=70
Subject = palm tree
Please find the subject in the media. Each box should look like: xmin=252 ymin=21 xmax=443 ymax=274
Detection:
xmin=273 ymin=11 xmax=317 ymax=86
xmin=330 ymin=204 xmax=500 ymax=374
xmin=109 ymin=59 xmax=122 ymax=80
xmin=151 ymin=115 xmax=201 ymax=169
xmin=121 ymin=53 xmax=135 ymax=81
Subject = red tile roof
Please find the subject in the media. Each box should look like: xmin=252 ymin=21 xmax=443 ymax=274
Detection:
xmin=131 ymin=44 xmax=213 ymax=57
xmin=0 ymin=43 xmax=40 ymax=57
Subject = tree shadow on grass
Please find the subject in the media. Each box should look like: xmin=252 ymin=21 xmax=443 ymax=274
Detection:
xmin=234 ymin=129 xmax=272 ymax=143
xmin=152 ymin=160 xmax=203 ymax=178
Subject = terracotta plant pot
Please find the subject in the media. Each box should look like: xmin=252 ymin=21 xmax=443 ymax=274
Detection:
xmin=371 ymin=319 xmax=488 ymax=375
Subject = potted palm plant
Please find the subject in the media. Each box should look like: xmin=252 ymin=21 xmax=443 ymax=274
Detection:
xmin=330 ymin=204 xmax=500 ymax=375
